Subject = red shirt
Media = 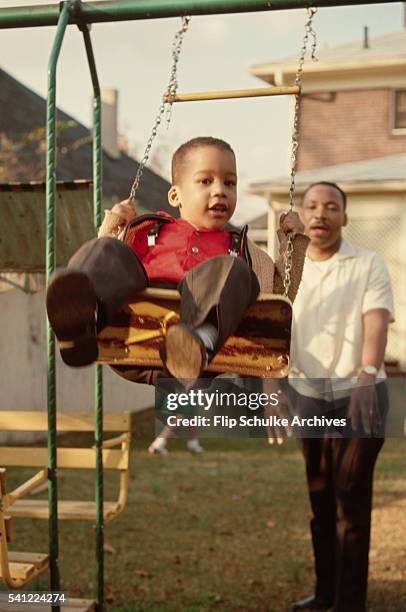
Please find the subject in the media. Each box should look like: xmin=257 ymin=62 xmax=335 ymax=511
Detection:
xmin=129 ymin=212 xmax=233 ymax=285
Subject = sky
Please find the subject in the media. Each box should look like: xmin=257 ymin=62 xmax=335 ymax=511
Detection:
xmin=0 ymin=0 xmax=403 ymax=223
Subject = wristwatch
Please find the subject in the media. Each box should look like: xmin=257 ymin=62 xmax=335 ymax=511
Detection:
xmin=359 ymin=365 xmax=378 ymax=377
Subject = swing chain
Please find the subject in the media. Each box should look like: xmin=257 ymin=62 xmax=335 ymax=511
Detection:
xmin=284 ymin=7 xmax=318 ymax=297
xmin=165 ymin=15 xmax=191 ymax=126
xmin=129 ymin=16 xmax=191 ymax=203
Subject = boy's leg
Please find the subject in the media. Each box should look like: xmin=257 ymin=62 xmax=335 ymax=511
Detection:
xmin=46 ymin=237 xmax=148 ymax=366
xmin=163 ymin=256 xmax=260 ymax=380
xmin=67 ymin=237 xmax=148 ymax=323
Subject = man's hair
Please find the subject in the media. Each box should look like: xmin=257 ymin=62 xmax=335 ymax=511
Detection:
xmin=302 ymin=181 xmax=347 ymax=211
xmin=171 ymin=136 xmax=235 ymax=183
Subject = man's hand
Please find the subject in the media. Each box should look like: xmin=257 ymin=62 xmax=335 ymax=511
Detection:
xmin=279 ymin=211 xmax=304 ymax=237
xmin=111 ymin=198 xmax=137 ymax=225
xmin=264 ymin=389 xmax=294 ymax=445
xmin=347 ymin=374 xmax=382 ymax=436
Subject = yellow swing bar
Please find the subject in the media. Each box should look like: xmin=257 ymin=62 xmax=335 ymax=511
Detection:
xmin=163 ymin=85 xmax=300 ymax=103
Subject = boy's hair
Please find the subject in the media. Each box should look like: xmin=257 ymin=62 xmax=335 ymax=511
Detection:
xmin=302 ymin=181 xmax=347 ymax=211
xmin=171 ymin=137 xmax=235 ymax=183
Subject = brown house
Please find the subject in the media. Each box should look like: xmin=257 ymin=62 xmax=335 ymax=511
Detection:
xmin=248 ymin=30 xmax=406 ymax=370
xmin=251 ymin=30 xmax=406 ymax=171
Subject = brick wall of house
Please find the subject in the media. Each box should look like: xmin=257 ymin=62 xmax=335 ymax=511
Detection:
xmin=297 ymin=89 xmax=406 ymax=171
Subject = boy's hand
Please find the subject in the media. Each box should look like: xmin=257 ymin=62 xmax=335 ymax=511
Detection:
xmin=279 ymin=211 xmax=304 ymax=236
xmin=111 ymin=198 xmax=137 ymax=225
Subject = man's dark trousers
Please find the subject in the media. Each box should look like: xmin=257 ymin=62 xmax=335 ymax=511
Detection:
xmin=289 ymin=383 xmax=388 ymax=612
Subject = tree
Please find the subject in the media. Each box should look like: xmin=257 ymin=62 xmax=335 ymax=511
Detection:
xmin=0 ymin=121 xmax=90 ymax=182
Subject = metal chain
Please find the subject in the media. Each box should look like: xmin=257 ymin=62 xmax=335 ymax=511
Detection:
xmin=284 ymin=7 xmax=318 ymax=297
xmin=129 ymin=16 xmax=191 ymax=202
xmin=165 ymin=16 xmax=192 ymax=126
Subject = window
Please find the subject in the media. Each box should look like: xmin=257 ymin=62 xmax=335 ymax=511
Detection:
xmin=393 ymin=90 xmax=406 ymax=130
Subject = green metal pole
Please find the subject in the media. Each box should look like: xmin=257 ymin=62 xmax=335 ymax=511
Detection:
xmin=81 ymin=23 xmax=105 ymax=612
xmin=0 ymin=0 xmax=397 ymax=28
xmin=45 ymin=0 xmax=73 ymax=604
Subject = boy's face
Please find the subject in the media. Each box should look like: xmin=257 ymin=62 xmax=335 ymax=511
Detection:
xmin=168 ymin=146 xmax=237 ymax=230
xmin=300 ymin=184 xmax=347 ymax=250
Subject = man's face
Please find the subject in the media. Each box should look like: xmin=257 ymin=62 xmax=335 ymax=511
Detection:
xmin=300 ymin=184 xmax=347 ymax=249
xmin=168 ymin=146 xmax=237 ymax=230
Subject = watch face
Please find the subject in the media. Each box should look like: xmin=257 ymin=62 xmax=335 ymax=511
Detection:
xmin=363 ymin=365 xmax=378 ymax=375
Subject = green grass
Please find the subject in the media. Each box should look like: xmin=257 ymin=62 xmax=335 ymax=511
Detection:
xmin=1 ymin=412 xmax=405 ymax=611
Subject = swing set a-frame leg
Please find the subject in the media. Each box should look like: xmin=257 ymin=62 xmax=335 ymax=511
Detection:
xmin=46 ymin=2 xmax=105 ymax=610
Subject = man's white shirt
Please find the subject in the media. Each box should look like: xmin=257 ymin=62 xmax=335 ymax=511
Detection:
xmin=289 ymin=238 xmax=394 ymax=400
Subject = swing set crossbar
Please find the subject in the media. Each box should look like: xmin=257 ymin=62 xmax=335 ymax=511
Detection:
xmin=0 ymin=0 xmax=396 ymax=29
xmin=163 ymin=85 xmax=300 ymax=103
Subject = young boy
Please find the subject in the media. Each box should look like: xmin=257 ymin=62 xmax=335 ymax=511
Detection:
xmin=46 ymin=137 xmax=308 ymax=386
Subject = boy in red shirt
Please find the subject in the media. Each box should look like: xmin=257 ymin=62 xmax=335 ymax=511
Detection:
xmin=47 ymin=137 xmax=308 ymax=385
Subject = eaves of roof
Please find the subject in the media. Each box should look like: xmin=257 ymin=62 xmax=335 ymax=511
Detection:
xmin=247 ymin=154 xmax=406 ymax=197
xmin=251 ymin=57 xmax=406 ymax=86
xmin=250 ymin=31 xmax=406 ymax=86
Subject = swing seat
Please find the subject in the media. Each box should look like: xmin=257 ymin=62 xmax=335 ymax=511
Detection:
xmin=0 ymin=476 xmax=95 ymax=606
xmin=0 ymin=469 xmax=50 ymax=589
xmin=0 ymin=552 xmax=49 ymax=586
xmin=0 ymin=412 xmax=131 ymax=525
xmin=0 ymin=551 xmax=50 ymax=589
xmin=7 ymin=499 xmax=124 ymax=523
xmin=97 ymin=289 xmax=292 ymax=378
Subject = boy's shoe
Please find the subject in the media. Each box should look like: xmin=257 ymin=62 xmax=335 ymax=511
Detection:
xmin=148 ymin=438 xmax=168 ymax=455
xmin=162 ymin=324 xmax=208 ymax=382
xmin=46 ymin=270 xmax=98 ymax=367
xmin=186 ymin=439 xmax=204 ymax=454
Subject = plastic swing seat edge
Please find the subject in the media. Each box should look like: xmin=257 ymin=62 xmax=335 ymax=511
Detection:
xmin=97 ymin=290 xmax=292 ymax=377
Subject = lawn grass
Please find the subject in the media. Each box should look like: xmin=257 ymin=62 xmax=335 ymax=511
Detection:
xmin=1 ymin=410 xmax=405 ymax=611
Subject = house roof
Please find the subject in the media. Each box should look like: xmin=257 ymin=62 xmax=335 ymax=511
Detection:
xmin=251 ymin=30 xmax=406 ymax=84
xmin=249 ymin=153 xmax=406 ymax=196
xmin=0 ymin=67 xmax=173 ymax=215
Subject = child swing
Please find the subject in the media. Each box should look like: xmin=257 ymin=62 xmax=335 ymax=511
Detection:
xmin=96 ymin=10 xmax=318 ymax=379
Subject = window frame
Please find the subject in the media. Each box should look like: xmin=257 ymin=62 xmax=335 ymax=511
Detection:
xmin=391 ymin=89 xmax=406 ymax=135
